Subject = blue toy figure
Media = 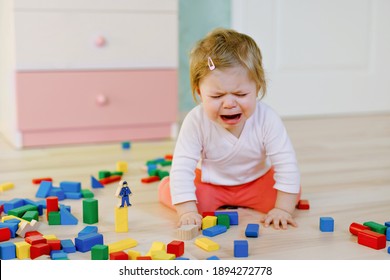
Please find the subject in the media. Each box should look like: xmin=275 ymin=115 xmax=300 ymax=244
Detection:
xmin=117 ymin=180 xmax=132 ymax=207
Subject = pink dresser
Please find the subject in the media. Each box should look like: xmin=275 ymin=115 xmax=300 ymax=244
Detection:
xmin=0 ymin=0 xmax=178 ymax=147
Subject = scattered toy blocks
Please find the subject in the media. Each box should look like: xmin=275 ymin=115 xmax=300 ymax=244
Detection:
xmin=357 ymin=229 xmax=386 ymax=250
xmin=75 ymin=232 xmax=104 ymax=253
xmin=245 ymin=223 xmax=260 ymax=238
xmin=195 ymin=237 xmax=219 ymax=252
xmin=319 ymin=217 xmax=334 ymax=232
xmin=234 ymin=240 xmax=248 ymax=258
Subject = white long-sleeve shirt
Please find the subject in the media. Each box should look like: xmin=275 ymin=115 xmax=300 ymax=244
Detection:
xmin=170 ymin=101 xmax=300 ymax=205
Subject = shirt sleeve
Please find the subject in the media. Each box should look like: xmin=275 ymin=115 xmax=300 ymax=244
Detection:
xmin=261 ymin=106 xmax=301 ymax=193
xmin=169 ymin=108 xmax=204 ymax=205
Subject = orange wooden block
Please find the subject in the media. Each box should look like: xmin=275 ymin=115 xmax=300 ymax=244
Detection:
xmin=99 ymin=175 xmax=122 ymax=185
xmin=136 ymin=256 xmax=152 ymax=260
xmin=110 ymin=251 xmax=129 ymax=260
xmin=141 ymin=176 xmax=160 ymax=183
xmin=32 ymin=177 xmax=53 ymax=184
xmin=296 ymin=199 xmax=310 ymax=210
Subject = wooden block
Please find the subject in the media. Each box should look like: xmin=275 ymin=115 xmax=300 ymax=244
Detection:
xmin=108 ymin=238 xmax=138 ymax=253
xmin=176 ymin=224 xmax=199 ymax=240
xmin=202 ymin=216 xmax=217 ymax=230
xmin=146 ymin=241 xmax=166 ymax=256
xmin=0 ymin=182 xmax=14 ymax=192
xmin=195 ymin=237 xmax=219 ymax=252
xmin=357 ymin=230 xmax=386 ymax=250
xmin=127 ymin=249 xmax=141 ymax=260
xmin=14 ymin=241 xmax=31 ymax=259
xmin=296 ymin=199 xmax=310 ymax=210
xmin=115 ymin=207 xmax=128 ymax=232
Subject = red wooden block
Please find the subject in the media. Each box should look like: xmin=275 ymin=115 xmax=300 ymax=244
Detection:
xmin=167 ymin=240 xmax=184 ymax=257
xmin=46 ymin=196 xmax=59 ymax=220
xmin=47 ymin=239 xmax=61 ymax=251
xmin=0 ymin=227 xmax=11 ymax=242
xmin=25 ymin=235 xmax=47 ymax=245
xmin=349 ymin=222 xmax=370 ymax=236
xmin=164 ymin=154 xmax=173 ymax=160
xmin=110 ymin=251 xmax=129 ymax=260
xmin=296 ymin=199 xmax=310 ymax=210
xmin=32 ymin=177 xmax=53 ymax=184
xmin=25 ymin=231 xmax=43 ymax=238
xmin=136 ymin=256 xmax=152 ymax=260
xmin=30 ymin=243 xmax=51 ymax=259
xmin=0 ymin=204 xmax=4 ymax=215
xmin=202 ymin=212 xmax=215 ymax=218
xmin=99 ymin=175 xmax=122 ymax=185
xmin=357 ymin=229 xmax=386 ymax=250
xmin=141 ymin=176 xmax=160 ymax=183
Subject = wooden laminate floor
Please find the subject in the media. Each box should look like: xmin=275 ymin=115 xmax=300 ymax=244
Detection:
xmin=1 ymin=113 xmax=389 ymax=260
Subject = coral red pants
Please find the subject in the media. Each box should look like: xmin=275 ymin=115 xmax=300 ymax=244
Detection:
xmin=158 ymin=168 xmax=298 ymax=214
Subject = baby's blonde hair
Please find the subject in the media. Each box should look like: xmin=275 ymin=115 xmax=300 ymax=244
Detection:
xmin=190 ymin=28 xmax=267 ymax=101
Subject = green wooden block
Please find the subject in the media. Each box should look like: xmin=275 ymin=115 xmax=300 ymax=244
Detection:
xmin=157 ymin=170 xmax=169 ymax=180
xmin=159 ymin=160 xmax=172 ymax=167
xmin=111 ymin=171 xmax=123 ymax=176
xmin=91 ymin=244 xmax=109 ymax=260
xmin=8 ymin=204 xmax=38 ymax=218
xmin=363 ymin=221 xmax=387 ymax=234
xmin=217 ymin=214 xmax=230 ymax=229
xmin=81 ymin=189 xmax=94 ymax=198
xmin=48 ymin=211 xmax=61 ymax=225
xmin=98 ymin=171 xmax=111 ymax=179
xmin=22 ymin=210 xmax=39 ymax=222
xmin=83 ymin=198 xmax=98 ymax=224
xmin=148 ymin=169 xmax=159 ymax=176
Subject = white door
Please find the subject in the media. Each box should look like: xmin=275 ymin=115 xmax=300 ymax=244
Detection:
xmin=232 ymin=0 xmax=390 ymax=117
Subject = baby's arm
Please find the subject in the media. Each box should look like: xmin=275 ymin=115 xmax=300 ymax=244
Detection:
xmin=174 ymin=200 xmax=203 ymax=229
xmin=261 ymin=190 xmax=298 ymax=230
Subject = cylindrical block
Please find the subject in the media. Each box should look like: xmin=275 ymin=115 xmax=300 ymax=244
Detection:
xmin=83 ymin=198 xmax=98 ymax=224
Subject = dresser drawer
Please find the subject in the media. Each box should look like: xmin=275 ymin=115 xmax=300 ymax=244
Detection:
xmin=15 ymin=11 xmax=177 ymax=70
xmin=16 ymin=70 xmax=177 ymax=131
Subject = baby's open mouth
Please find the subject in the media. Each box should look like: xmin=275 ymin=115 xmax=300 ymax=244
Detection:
xmin=221 ymin=113 xmax=242 ymax=120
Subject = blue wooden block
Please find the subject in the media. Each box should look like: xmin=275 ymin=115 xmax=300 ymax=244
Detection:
xmin=59 ymin=205 xmax=78 ymax=225
xmin=51 ymin=251 xmax=68 ymax=260
xmin=121 ymin=141 xmax=131 ymax=149
xmin=3 ymin=198 xmax=25 ymax=213
xmin=61 ymin=239 xmax=76 ymax=253
xmin=203 ymin=225 xmax=227 ymax=237
xmin=215 ymin=211 xmax=239 ymax=225
xmin=0 ymin=242 xmax=16 ymax=260
xmin=385 ymin=221 xmax=390 ymax=227
xmin=36 ymin=181 xmax=52 ymax=198
xmin=75 ymin=233 xmax=104 ymax=253
xmin=388 ymin=246 xmax=390 ymax=254
xmin=49 ymin=187 xmax=66 ymax=201
xmin=50 ymin=249 xmax=65 ymax=259
xmin=386 ymin=227 xmax=390 ymax=241
xmin=91 ymin=176 xmax=104 ymax=189
xmin=78 ymin=226 xmax=98 ymax=237
xmin=65 ymin=192 xmax=83 ymax=199
xmin=175 ymin=257 xmax=190 ymax=260
xmin=60 ymin=181 xmax=81 ymax=193
xmin=234 ymin=240 xmax=248 ymax=258
xmin=320 ymin=217 xmax=334 ymax=232
xmin=207 ymin=255 xmax=220 ymax=260
xmin=245 ymin=223 xmax=260 ymax=238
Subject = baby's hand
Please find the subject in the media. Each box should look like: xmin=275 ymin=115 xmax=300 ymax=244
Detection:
xmin=178 ymin=211 xmax=203 ymax=229
xmin=261 ymin=208 xmax=297 ymax=230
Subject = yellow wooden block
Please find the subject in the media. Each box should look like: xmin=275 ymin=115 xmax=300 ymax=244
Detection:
xmin=127 ymin=249 xmax=141 ymax=260
xmin=115 ymin=207 xmax=128 ymax=233
xmin=2 ymin=215 xmax=30 ymax=224
xmin=14 ymin=241 xmax=31 ymax=259
xmin=202 ymin=216 xmax=217 ymax=229
xmin=43 ymin=234 xmax=57 ymax=240
xmin=108 ymin=238 xmax=138 ymax=253
xmin=0 ymin=182 xmax=14 ymax=192
xmin=146 ymin=241 xmax=166 ymax=256
xmin=195 ymin=237 xmax=220 ymax=252
xmin=152 ymin=251 xmax=176 ymax=260
xmin=116 ymin=161 xmax=128 ymax=173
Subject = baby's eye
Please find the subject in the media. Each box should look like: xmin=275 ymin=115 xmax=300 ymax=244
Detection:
xmin=236 ymin=93 xmax=247 ymax=97
xmin=210 ymin=95 xmax=222 ymax=99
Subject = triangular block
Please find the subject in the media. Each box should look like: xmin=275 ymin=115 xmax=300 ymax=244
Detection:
xmin=91 ymin=176 xmax=104 ymax=189
xmin=59 ymin=205 xmax=78 ymax=225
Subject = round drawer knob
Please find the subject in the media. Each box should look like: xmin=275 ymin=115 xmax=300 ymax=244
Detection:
xmin=95 ymin=36 xmax=107 ymax=47
xmin=96 ymin=94 xmax=108 ymax=106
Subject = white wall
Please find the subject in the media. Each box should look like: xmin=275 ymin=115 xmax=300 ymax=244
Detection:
xmin=232 ymin=0 xmax=390 ymax=117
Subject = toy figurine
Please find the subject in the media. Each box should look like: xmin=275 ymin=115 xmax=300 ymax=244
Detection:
xmin=116 ymin=180 xmax=132 ymax=207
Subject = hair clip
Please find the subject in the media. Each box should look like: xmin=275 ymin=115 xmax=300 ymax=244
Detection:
xmin=208 ymin=57 xmax=216 ymax=70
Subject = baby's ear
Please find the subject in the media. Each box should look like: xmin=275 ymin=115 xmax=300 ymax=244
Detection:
xmin=196 ymin=89 xmax=203 ymax=102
